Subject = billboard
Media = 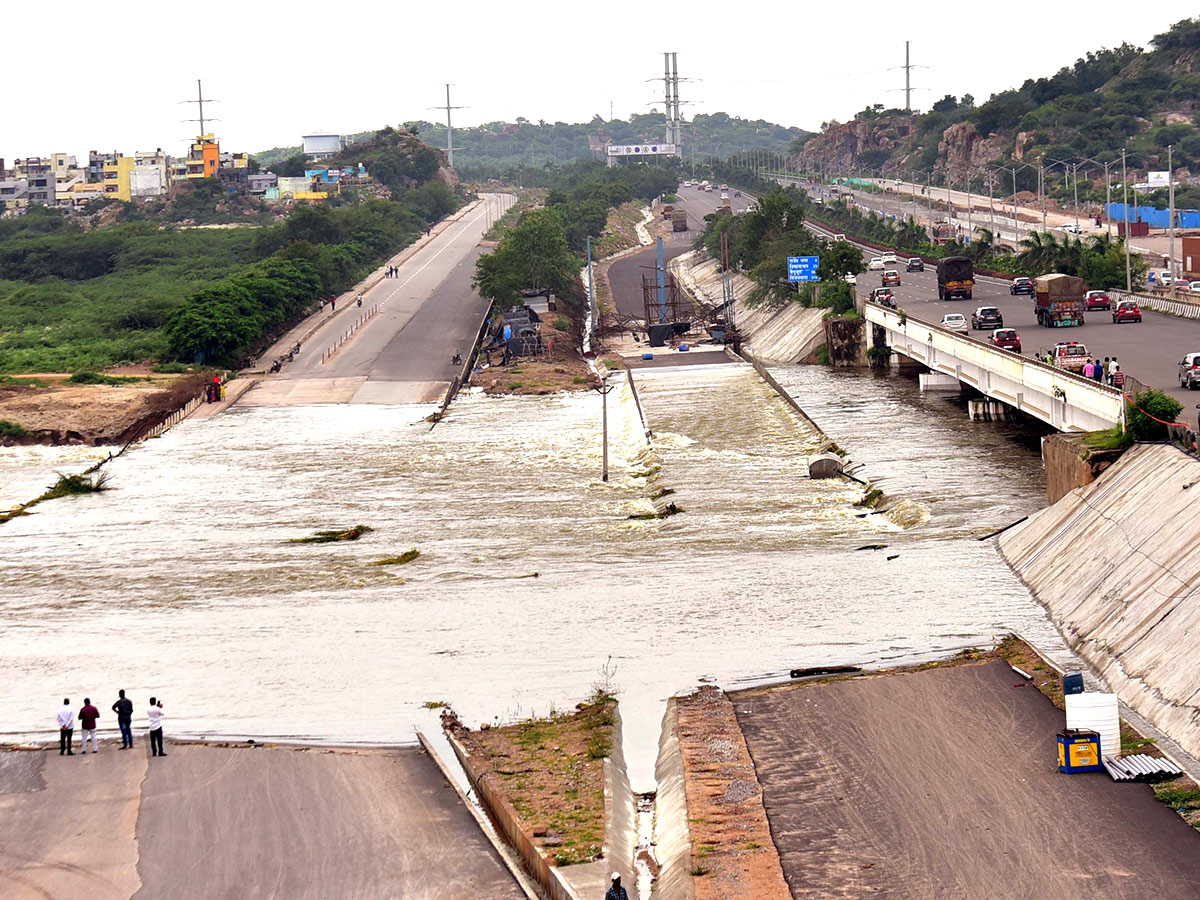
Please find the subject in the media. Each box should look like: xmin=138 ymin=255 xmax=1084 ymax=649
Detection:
xmin=606 ymin=144 xmax=678 ymax=157
xmin=788 ymin=256 xmax=820 ymax=283
xmin=1148 ymin=171 xmax=1170 ymax=188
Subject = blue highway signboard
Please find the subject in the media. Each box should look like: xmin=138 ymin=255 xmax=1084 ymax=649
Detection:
xmin=788 ymin=256 xmax=820 ymax=283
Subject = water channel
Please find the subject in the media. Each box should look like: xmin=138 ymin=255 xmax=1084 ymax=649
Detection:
xmin=0 ymin=362 xmax=1061 ymax=789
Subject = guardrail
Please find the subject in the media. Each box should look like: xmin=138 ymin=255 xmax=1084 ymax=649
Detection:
xmin=864 ymin=302 xmax=1126 ymax=427
xmin=1113 ymin=289 xmax=1200 ymax=320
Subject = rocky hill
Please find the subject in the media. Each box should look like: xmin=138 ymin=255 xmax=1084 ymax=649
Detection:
xmin=792 ymin=17 xmax=1200 ymax=191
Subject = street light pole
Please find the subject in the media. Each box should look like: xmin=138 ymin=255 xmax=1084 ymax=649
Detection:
xmin=1169 ymin=144 xmax=1177 ymax=299
xmin=593 ymin=377 xmax=614 ymax=482
xmin=1121 ymin=148 xmax=1131 ymax=292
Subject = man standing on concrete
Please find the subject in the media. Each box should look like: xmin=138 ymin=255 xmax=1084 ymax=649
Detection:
xmin=112 ymin=690 xmax=134 ymax=749
xmin=1109 ymin=357 xmax=1120 ymax=386
xmin=148 ymin=697 xmax=166 ymax=757
xmin=605 ymin=872 xmax=629 ymax=900
xmin=57 ymin=699 xmax=74 ymax=756
xmin=78 ymin=698 xmax=100 ymax=754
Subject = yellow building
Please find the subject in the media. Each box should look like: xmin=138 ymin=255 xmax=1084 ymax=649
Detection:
xmin=187 ymin=134 xmax=220 ymax=179
xmin=101 ymin=156 xmax=135 ymax=201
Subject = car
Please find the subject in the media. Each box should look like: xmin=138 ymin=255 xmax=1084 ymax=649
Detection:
xmin=1062 ymin=223 xmax=1084 ymax=234
xmin=1084 ymin=290 xmax=1111 ymax=310
xmin=906 ymin=257 xmax=925 ymax=272
xmin=881 ymin=252 xmax=897 ymax=264
xmin=843 ymin=273 xmax=857 ymax=284
xmin=971 ymin=306 xmax=1003 ymax=331
xmin=868 ymin=257 xmax=885 ymax=270
xmin=940 ymin=313 xmax=969 ymax=334
xmin=882 ymin=269 xmax=901 ymax=286
xmin=1010 ymin=277 xmax=1034 ymax=296
xmin=991 ymin=328 xmax=1022 ymax=353
xmin=1149 ymin=270 xmax=1172 ymax=286
xmin=870 ymin=287 xmax=896 ymax=308
xmin=1179 ymin=352 xmax=1200 ymax=389
xmin=1112 ymin=299 xmax=1142 ymax=323
xmin=733 ymin=190 xmax=741 ymax=197
xmin=833 ymin=234 xmax=847 ymax=242
xmin=893 ymin=178 xmax=903 ymax=186
xmin=1052 ymin=340 xmax=1090 ymax=372
xmin=1189 ymin=281 xmax=1200 ymax=294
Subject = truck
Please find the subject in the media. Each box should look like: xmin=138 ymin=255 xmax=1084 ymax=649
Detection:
xmin=660 ymin=204 xmax=675 ymax=219
xmin=1034 ymin=274 xmax=1085 ymax=327
xmin=936 ymin=256 xmax=974 ymax=300
xmin=930 ymin=220 xmax=954 ymax=245
xmin=1051 ymin=340 xmax=1090 ymax=372
xmin=671 ymin=208 xmax=688 ymax=232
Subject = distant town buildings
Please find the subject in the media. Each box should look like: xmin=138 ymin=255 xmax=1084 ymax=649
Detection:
xmin=1 ymin=128 xmax=366 ymax=215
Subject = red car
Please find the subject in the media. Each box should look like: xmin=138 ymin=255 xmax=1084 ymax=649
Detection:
xmin=1085 ymin=290 xmax=1111 ymax=310
xmin=882 ymin=270 xmax=901 ymax=286
xmin=990 ymin=328 xmax=1022 ymax=353
xmin=1112 ymin=300 xmax=1142 ymax=323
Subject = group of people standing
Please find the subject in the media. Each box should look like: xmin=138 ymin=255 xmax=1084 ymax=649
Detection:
xmin=384 ymin=264 xmax=398 ymax=278
xmin=56 ymin=692 xmax=166 ymax=757
xmin=1081 ymin=356 xmax=1125 ymax=387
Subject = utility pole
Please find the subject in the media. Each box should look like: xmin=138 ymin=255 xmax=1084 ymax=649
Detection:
xmin=182 ymin=79 xmax=219 ymax=136
xmin=1122 ymin=148 xmax=1132 ymax=292
xmin=903 ymin=40 xmax=911 ymax=112
xmin=1169 ymin=144 xmax=1177 ymax=298
xmin=431 ymin=85 xmax=466 ymax=169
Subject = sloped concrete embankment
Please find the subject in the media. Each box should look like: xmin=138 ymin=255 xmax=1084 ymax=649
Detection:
xmin=670 ymin=251 xmax=826 ymax=364
xmin=651 ymin=699 xmax=694 ymax=900
xmin=999 ymin=443 xmax=1200 ymax=762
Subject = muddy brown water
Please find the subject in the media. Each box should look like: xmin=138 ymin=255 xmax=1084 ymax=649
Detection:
xmin=0 ymin=363 xmax=1062 ymax=789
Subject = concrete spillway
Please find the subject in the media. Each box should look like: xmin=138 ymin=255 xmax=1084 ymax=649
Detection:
xmin=1000 ymin=443 xmax=1200 ymax=763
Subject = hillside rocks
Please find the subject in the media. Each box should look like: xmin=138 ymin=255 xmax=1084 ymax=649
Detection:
xmin=938 ymin=122 xmax=999 ymax=179
xmin=791 ymin=115 xmax=916 ymax=171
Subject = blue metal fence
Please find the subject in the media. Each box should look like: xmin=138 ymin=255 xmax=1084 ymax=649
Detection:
xmin=1105 ymin=203 xmax=1200 ymax=229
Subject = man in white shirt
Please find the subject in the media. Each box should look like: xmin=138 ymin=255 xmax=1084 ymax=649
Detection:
xmin=1109 ymin=357 xmax=1119 ymax=384
xmin=56 ymin=698 xmax=74 ymax=756
xmin=147 ymin=697 xmax=166 ymax=757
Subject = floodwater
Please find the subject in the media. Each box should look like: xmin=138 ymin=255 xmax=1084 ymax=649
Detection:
xmin=0 ymin=362 xmax=1060 ymax=789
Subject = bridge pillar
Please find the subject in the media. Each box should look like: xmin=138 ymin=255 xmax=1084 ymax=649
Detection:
xmin=919 ymin=372 xmax=960 ymax=391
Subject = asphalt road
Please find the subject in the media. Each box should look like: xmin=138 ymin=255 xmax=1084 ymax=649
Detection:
xmin=243 ymin=193 xmax=513 ymax=406
xmin=736 ymin=661 xmax=1200 ymax=899
xmin=607 ymin=185 xmax=752 ymax=319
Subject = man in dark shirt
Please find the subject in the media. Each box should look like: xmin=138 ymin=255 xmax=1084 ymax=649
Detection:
xmin=112 ymin=690 xmax=134 ymax=749
xmin=605 ymin=872 xmax=629 ymax=900
xmin=78 ymin=698 xmax=100 ymax=754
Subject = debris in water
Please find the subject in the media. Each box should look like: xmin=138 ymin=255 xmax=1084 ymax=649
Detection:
xmin=790 ymin=665 xmax=862 ymax=679
xmin=288 ymin=524 xmax=374 ymax=544
xmin=887 ymin=554 xmax=899 ymax=561
xmin=628 ymin=502 xmax=683 ymax=520
xmin=371 ymin=549 xmax=420 ymax=566
xmin=855 ymin=543 xmax=887 ymax=551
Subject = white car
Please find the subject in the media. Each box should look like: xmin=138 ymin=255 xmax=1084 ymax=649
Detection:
xmin=1189 ymin=281 xmax=1200 ymax=293
xmin=868 ymin=257 xmax=885 ymax=270
xmin=1061 ymin=223 xmax=1084 ymax=235
xmin=881 ymin=252 xmax=897 ymax=264
xmin=843 ymin=273 xmax=857 ymax=285
xmin=940 ymin=313 xmax=969 ymax=334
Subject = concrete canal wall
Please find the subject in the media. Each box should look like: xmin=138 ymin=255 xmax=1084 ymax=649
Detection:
xmin=1000 ymin=443 xmax=1200 ymax=763
xmin=671 ymin=251 xmax=826 ymax=364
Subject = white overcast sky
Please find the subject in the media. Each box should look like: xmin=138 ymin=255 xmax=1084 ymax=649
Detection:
xmin=5 ymin=1 xmax=1197 ymax=163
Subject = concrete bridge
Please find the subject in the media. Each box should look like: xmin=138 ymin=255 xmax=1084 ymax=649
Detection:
xmin=862 ymin=302 xmax=1126 ymax=432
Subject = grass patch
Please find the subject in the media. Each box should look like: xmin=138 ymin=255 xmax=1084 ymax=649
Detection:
xmin=572 ymin=376 xmax=590 ymax=384
xmin=422 ymin=700 xmax=447 ymax=709
xmin=814 ymin=344 xmax=831 ymax=366
xmin=0 ymin=375 xmax=50 ymax=388
xmin=554 ymin=317 xmax=571 ymax=331
xmin=0 ymin=419 xmax=28 ymax=439
xmin=1084 ymin=426 xmax=1133 ymax=453
xmin=67 ymin=372 xmax=146 ymax=385
xmin=288 ymin=524 xmax=373 ymax=544
xmin=370 ymin=549 xmax=420 ymax=566
xmin=507 ymin=382 xmax=524 ymax=390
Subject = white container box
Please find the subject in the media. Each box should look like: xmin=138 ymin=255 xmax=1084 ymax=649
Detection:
xmin=1065 ymin=692 xmax=1120 ymax=759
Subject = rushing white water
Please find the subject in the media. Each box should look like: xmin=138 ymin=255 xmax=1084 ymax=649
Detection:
xmin=0 ymin=362 xmax=1062 ymax=789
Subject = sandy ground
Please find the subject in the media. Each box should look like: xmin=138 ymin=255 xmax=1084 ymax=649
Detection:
xmin=675 ymin=686 xmax=790 ymax=900
xmin=470 ymin=317 xmax=595 ymax=395
xmin=0 ymin=372 xmax=208 ymax=445
xmin=0 ymin=741 xmax=525 ymax=900
xmin=734 ymin=659 xmax=1200 ymax=899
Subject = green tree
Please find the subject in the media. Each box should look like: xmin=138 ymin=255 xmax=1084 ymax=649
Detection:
xmin=474 ymin=209 xmax=579 ymax=309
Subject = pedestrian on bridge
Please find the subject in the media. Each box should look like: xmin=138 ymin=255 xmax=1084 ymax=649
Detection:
xmin=1084 ymin=360 xmax=1096 ymax=380
xmin=1108 ymin=357 xmax=1119 ymax=385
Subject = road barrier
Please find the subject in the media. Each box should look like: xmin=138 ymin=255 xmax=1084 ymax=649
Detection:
xmin=320 ymin=305 xmax=380 ymax=365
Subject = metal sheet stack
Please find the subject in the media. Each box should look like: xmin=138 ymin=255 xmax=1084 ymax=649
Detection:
xmin=1101 ymin=754 xmax=1183 ymax=782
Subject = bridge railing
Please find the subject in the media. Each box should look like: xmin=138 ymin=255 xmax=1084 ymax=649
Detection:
xmin=864 ymin=303 xmax=1126 ymax=427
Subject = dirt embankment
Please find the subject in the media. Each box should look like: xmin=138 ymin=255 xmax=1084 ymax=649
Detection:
xmin=442 ymin=696 xmax=614 ymax=866
xmin=0 ymin=370 xmax=211 ymax=446
xmin=675 ymin=685 xmax=790 ymax=900
xmin=470 ymin=303 xmax=597 ymax=395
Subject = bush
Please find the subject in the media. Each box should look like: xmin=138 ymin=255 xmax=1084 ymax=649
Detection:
xmin=0 ymin=419 xmax=28 ymax=438
xmin=1127 ymin=389 xmax=1183 ymax=441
